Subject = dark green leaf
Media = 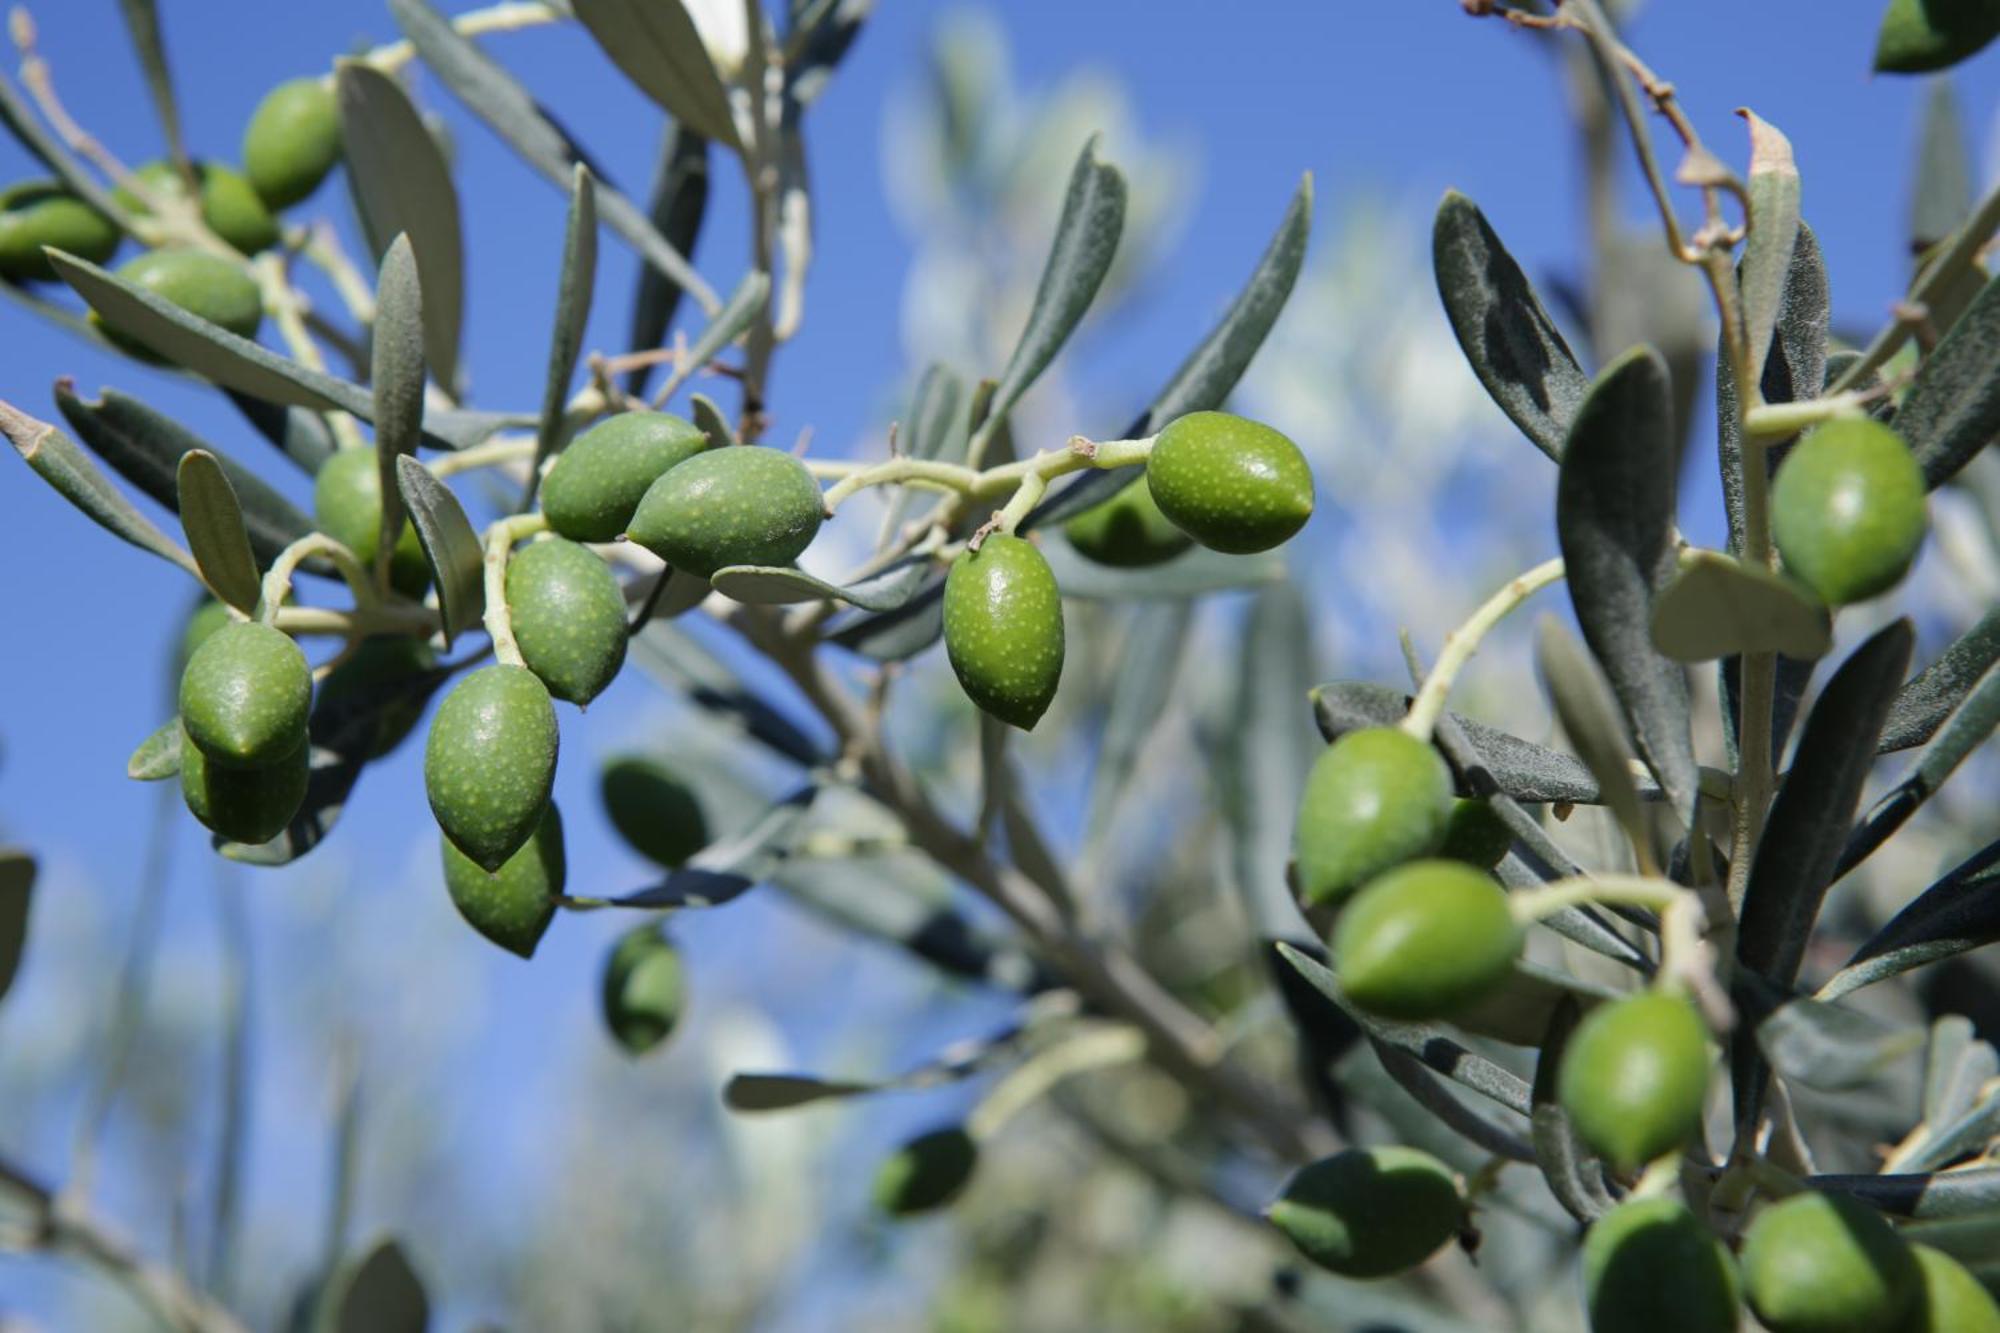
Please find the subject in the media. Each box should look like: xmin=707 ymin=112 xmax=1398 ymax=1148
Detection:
xmin=1530 ymin=997 xmax=1614 ymax=1223
xmin=723 ymin=1073 xmax=873 ymax=1110
xmin=1085 ymin=601 xmax=1190 ymax=860
xmin=689 ymin=392 xmax=734 ymax=447
xmin=824 ymin=580 xmax=945 ymax=662
xmin=177 ymin=451 xmax=262 ymax=612
xmin=1041 ymin=541 xmax=1285 ymax=600
xmin=1432 ymin=190 xmax=1588 ymax=462
xmin=0 ymin=849 xmax=36 ymax=1006
xmin=1819 ymin=839 xmax=2000 ymax=1001
xmin=525 ymin=164 xmax=598 ymax=507
xmin=611 ymin=787 xmax=815 ymax=908
xmin=1535 ymin=616 xmax=1650 ymax=857
xmin=326 ymin=1237 xmax=428 ymax=1333
xmin=1880 ymin=607 xmax=2000 ymax=752
xmin=393 ymin=456 xmax=483 ymax=648
xmin=1 ymin=399 xmax=196 ymax=574
xmin=626 ymin=124 xmax=710 ymax=395
xmin=629 ymin=621 xmax=824 ymax=765
xmin=1557 ymin=345 xmax=1699 ymax=824
xmin=1370 ymin=1039 xmax=1535 ymax=1162
xmin=116 ymin=0 xmax=188 ymax=176
xmin=1813 ymin=1168 xmax=2000 ymax=1219
xmin=1838 ymin=667 xmax=1999 ymax=877
xmin=1899 ymin=270 xmax=2000 ymax=488
xmin=1758 ymin=997 xmax=1925 ymax=1091
xmin=1912 ymin=80 xmax=1974 ymax=253
xmin=1874 ymin=0 xmax=2000 ymax=73
xmin=571 ymin=0 xmax=741 ymax=149
xmin=1738 ymin=111 xmax=1802 ymax=393
xmin=1651 ymin=549 xmax=1831 ymax=662
xmin=710 ymin=553 xmax=933 ymax=612
xmin=127 ymin=718 xmax=182 ymax=781
xmin=1493 ymin=852 xmax=1653 ymax=973
xmin=371 ymin=236 xmax=426 ymax=568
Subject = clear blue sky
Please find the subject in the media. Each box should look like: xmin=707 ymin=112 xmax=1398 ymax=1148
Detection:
xmin=0 ymin=1 xmax=1991 ymax=1325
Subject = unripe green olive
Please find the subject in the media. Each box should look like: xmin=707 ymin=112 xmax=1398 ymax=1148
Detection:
xmin=315 ymin=635 xmax=436 ymax=758
xmin=1331 ymin=859 xmax=1521 ymax=1020
xmin=1742 ymin=1191 xmax=1920 ymax=1333
xmin=873 ymin=1127 xmax=979 ymax=1216
xmin=116 ymin=160 xmax=280 ymax=256
xmin=99 ymin=248 xmax=263 ymax=359
xmin=178 ymin=621 xmax=312 ymax=767
xmin=1294 ymin=727 xmax=1454 ymax=905
xmin=942 ymin=534 xmax=1065 ymax=731
xmin=241 ymin=78 xmax=341 ymax=210
xmin=1267 ymin=1146 xmax=1464 ymax=1278
xmin=1771 ymin=419 xmax=1927 ymax=607
xmin=0 ymin=180 xmax=119 ymax=283
xmin=1558 ymin=990 xmax=1711 ymax=1171
xmin=312 ymin=448 xmax=431 ymax=600
xmin=599 ymin=755 xmax=710 ymax=869
xmin=177 ymin=598 xmax=233 ymax=675
xmin=180 ymin=725 xmax=307 ymax=845
xmin=1910 ymin=1244 xmax=2000 ymax=1332
xmin=624 ymin=444 xmax=823 ymax=579
xmin=1144 ymin=410 xmax=1314 ymax=554
xmin=1438 ymin=797 xmax=1514 ymax=869
xmin=424 ymin=665 xmax=559 ymax=872
xmin=1580 ymin=1196 xmax=1740 ymax=1333
xmin=542 ymin=411 xmax=708 ymax=543
xmin=440 ymin=802 xmax=563 ymax=959
xmin=1062 ymin=474 xmax=1193 ymax=568
xmin=600 ymin=923 xmax=685 ymax=1056
xmin=504 ymin=538 xmax=628 ymax=707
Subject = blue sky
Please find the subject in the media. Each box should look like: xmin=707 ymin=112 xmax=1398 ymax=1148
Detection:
xmin=1 ymin=1 xmax=1993 ymax=1325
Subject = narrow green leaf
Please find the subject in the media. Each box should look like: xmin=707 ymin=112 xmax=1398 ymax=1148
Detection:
xmin=1819 ymin=839 xmax=2000 ymax=1001
xmin=1899 ymin=270 xmax=2000 ymax=488
xmin=1 ymin=398 xmax=197 ymax=575
xmin=1880 ymin=606 xmax=2000 ymax=752
xmin=723 ymin=1072 xmax=873 ymax=1111
xmin=0 ymin=849 xmax=37 ymax=1006
xmin=326 ymin=1238 xmax=428 ymax=1333
xmin=709 ymin=554 xmax=932 ymax=612
xmin=116 ymin=0 xmax=188 ymax=176
xmin=371 ymin=235 xmax=426 ymax=572
xmin=1370 ymin=1038 xmax=1535 ymax=1162
xmin=127 ymin=718 xmax=182 ymax=781
xmin=655 ymin=269 xmax=769 ymax=403
xmin=1451 ymin=959 xmax=1615 ymax=1048
xmin=337 ymin=60 xmax=464 ymax=388
xmin=1556 ymin=346 xmax=1699 ymax=825
xmin=1902 ymin=1084 xmax=2000 ymax=1173
xmin=1219 ymin=585 xmax=1318 ymax=944
xmin=627 ymin=124 xmax=712 ymax=395
xmin=571 ymin=0 xmax=742 ymax=149
xmin=1534 ymin=617 xmax=1650 ymax=859
xmin=879 ymin=363 xmax=967 ymax=539
xmin=1912 ymin=80 xmax=1974 ymax=254
xmin=1813 ymin=1168 xmax=2000 ymax=1220
xmin=1432 ymin=190 xmax=1588 ymax=462
xmin=176 ymin=451 xmax=262 ymax=613
xmin=1530 ymin=997 xmax=1615 ymax=1223
xmin=1839 ymin=667 xmax=1999 ymax=876
xmin=524 ymin=164 xmax=598 ymax=508
xmin=1085 ymin=601 xmax=1190 ymax=860
xmin=1758 ymin=997 xmax=1924 ymax=1091
xmin=1874 ymin=0 xmax=2000 ymax=73
xmin=1738 ymin=110 xmax=1802 ymax=393
xmin=1924 ymin=1016 xmax=1995 ymax=1128
xmin=393 ymin=456 xmax=483 ymax=648
xmin=1651 ymin=549 xmax=1832 ymax=662
xmin=1040 ymin=541 xmax=1285 ymax=600
xmin=824 ymin=582 xmax=945 ymax=662
xmin=689 ymin=392 xmax=735 ymax=447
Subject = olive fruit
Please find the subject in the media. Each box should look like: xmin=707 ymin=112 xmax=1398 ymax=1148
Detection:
xmin=180 ymin=725 xmax=308 ymax=845
xmin=599 ymin=756 xmax=710 ymax=869
xmin=441 ymin=802 xmax=563 ymax=959
xmin=100 ymin=248 xmax=263 ymax=358
xmin=1293 ymin=727 xmax=1454 ymax=905
xmin=625 ymin=444 xmax=823 ymax=579
xmin=1910 ymin=1244 xmax=2000 ymax=1332
xmin=1144 ymin=410 xmax=1313 ymax=554
xmin=1438 ymin=797 xmax=1513 ymax=869
xmin=1267 ymin=1146 xmax=1463 ymax=1278
xmin=241 ymin=78 xmax=341 ymax=210
xmin=0 ymin=180 xmax=119 ymax=283
xmin=1559 ymin=990 xmax=1710 ymax=1171
xmin=314 ymin=635 xmax=436 ymax=758
xmin=600 ymin=923 xmax=685 ymax=1056
xmin=1580 ymin=1196 xmax=1740 ymax=1333
xmin=1771 ymin=419 xmax=1927 ymax=607
xmin=311 ymin=448 xmax=432 ymax=599
xmin=542 ymin=411 xmax=708 ymax=543
xmin=873 ymin=1127 xmax=979 ymax=1216
xmin=1062 ymin=474 xmax=1193 ymax=568
xmin=177 ymin=598 xmax=234 ymax=674
xmin=942 ymin=534 xmax=1065 ymax=731
xmin=504 ymin=538 xmax=628 ymax=707
xmin=424 ymin=665 xmax=559 ymax=872
xmin=1741 ymin=1190 xmax=1919 ymax=1333
xmin=178 ymin=621 xmax=312 ymax=767
xmin=1331 ymin=859 xmax=1521 ymax=1020
xmin=116 ymin=160 xmax=280 ymax=256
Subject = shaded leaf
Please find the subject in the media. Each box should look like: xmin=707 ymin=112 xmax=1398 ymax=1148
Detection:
xmin=1874 ymin=0 xmax=2000 ymax=73
xmin=654 ymin=269 xmax=770 ymax=405
xmin=116 ymin=0 xmax=188 ymax=176
xmin=370 ymin=236 xmax=426 ymax=568
xmin=1819 ymin=839 xmax=2000 ymax=1001
xmin=1738 ymin=110 xmax=1802 ymax=393
xmin=1880 ymin=606 xmax=2000 ymax=752
xmin=177 ymin=451 xmax=262 ymax=613
xmin=571 ymin=0 xmax=741 ymax=148
xmin=0 ymin=399 xmax=196 ymax=574
xmin=1450 ymin=959 xmax=1614 ymax=1048
xmin=690 ymin=392 xmax=735 ymax=447
xmin=627 ymin=124 xmax=710 ymax=395
xmin=394 ymin=456 xmax=484 ymax=648
xmin=1084 ymin=601 xmax=1190 ymax=859
xmin=611 ymin=786 xmax=815 ymax=908
xmin=526 ymin=165 xmax=598 ymax=505
xmin=1651 ymin=549 xmax=1831 ymax=662
xmin=127 ymin=718 xmax=182 ymax=781
xmin=1042 ymin=541 xmax=1285 ymax=600
xmin=0 ymin=849 xmax=35 ymax=1006
xmin=723 ymin=1072 xmax=873 ymax=1111
xmin=629 ymin=620 xmax=824 ymax=765
xmin=1838 ymin=666 xmax=1999 ymax=876
xmin=1924 ymin=1016 xmax=1995 ymax=1128
xmin=1813 ymin=1168 xmax=2000 ymax=1219
xmin=326 ymin=1237 xmax=428 ymax=1333
xmin=1902 ymin=1084 xmax=2000 ymax=1173
xmin=1370 ymin=1039 xmax=1535 ymax=1162
xmin=824 ymin=580 xmax=945 ymax=663
xmin=1530 ymin=997 xmax=1614 ymax=1223
xmin=1898 ymin=270 xmax=2000 ymax=488
xmin=710 ymin=554 xmax=933 ymax=612
xmin=1535 ymin=616 xmax=1650 ymax=859
xmin=1758 ymin=997 xmax=1925 ymax=1091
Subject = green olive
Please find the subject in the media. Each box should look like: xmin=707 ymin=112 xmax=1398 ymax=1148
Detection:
xmin=1294 ymin=727 xmax=1454 ymax=905
xmin=424 ymin=665 xmax=559 ymax=872
xmin=1144 ymin=410 xmax=1314 ymax=554
xmin=1438 ymin=797 xmax=1514 ymax=869
xmin=311 ymin=448 xmax=432 ymax=600
xmin=0 ymin=179 xmax=119 ymax=283
xmin=1330 ymin=859 xmax=1521 ymax=1020
xmin=176 ymin=598 xmax=234 ymax=676
xmin=314 ymin=635 xmax=436 ymax=758
xmin=116 ymin=160 xmax=280 ymax=256
xmin=1268 ymin=1146 xmax=1464 ymax=1278
xmin=1558 ymin=990 xmax=1711 ymax=1171
xmin=542 ymin=411 xmax=708 ymax=543
xmin=600 ymin=923 xmax=685 ymax=1056
xmin=599 ymin=755 xmax=710 ymax=869
xmin=178 ymin=621 xmax=312 ymax=767
xmin=180 ymin=725 xmax=308 ymax=846
xmin=1910 ymin=1243 xmax=2000 ymax=1332
xmin=1580 ymin=1196 xmax=1740 ymax=1333
xmin=873 ymin=1127 xmax=979 ymax=1216
xmin=1062 ymin=473 xmax=1193 ymax=568
xmin=99 ymin=248 xmax=263 ymax=359
xmin=241 ymin=78 xmax=341 ymax=210
xmin=1771 ymin=419 xmax=1927 ymax=606
xmin=440 ymin=802 xmax=563 ymax=959
xmin=1742 ymin=1191 xmax=1920 ymax=1333
xmin=504 ymin=538 xmax=628 ymax=707
xmin=942 ymin=534 xmax=1065 ymax=731
xmin=624 ymin=444 xmax=823 ymax=579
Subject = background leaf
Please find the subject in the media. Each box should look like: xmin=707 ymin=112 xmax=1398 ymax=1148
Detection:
xmin=570 ymin=0 xmax=742 ymax=149
xmin=709 ymin=555 xmax=932 ymax=612
xmin=1874 ymin=0 xmax=2000 ymax=74
xmin=1897 ymin=271 xmax=2000 ymax=488
xmin=1083 ymin=601 xmax=1190 ymax=862
xmin=116 ymin=0 xmax=188 ymax=176
xmin=1650 ymin=550 xmax=1831 ymax=662
xmin=326 ymin=1237 xmax=428 ymax=1333
xmin=1837 ymin=667 xmax=1999 ymax=876
xmin=626 ymin=124 xmax=710 ymax=394
xmin=0 ymin=849 xmax=35 ymax=1006
xmin=1534 ymin=617 xmax=1651 ymax=863
xmin=395 ymin=456 xmax=484 ymax=648
xmin=176 ymin=451 xmax=262 ymax=613
xmin=1757 ymin=997 xmax=1924 ymax=1092
xmin=1911 ymin=79 xmax=1973 ymax=254
xmin=371 ymin=236 xmax=426 ymax=573
xmin=1819 ymin=839 xmax=2000 ymax=1001
xmin=526 ymin=164 xmax=598 ymax=506
xmin=1880 ymin=607 xmax=2000 ymax=752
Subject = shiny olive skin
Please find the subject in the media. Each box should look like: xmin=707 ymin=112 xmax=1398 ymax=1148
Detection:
xmin=440 ymin=802 xmax=563 ymax=959
xmin=1062 ymin=474 xmax=1193 ymax=567
xmin=116 ymin=160 xmax=280 ymax=256
xmin=178 ymin=621 xmax=312 ymax=767
xmin=1144 ymin=411 xmax=1314 ymax=554
xmin=541 ymin=411 xmax=708 ymax=543
xmin=1741 ymin=1191 xmax=1920 ymax=1333
xmin=311 ymin=448 xmax=432 ymax=600
xmin=503 ymin=538 xmax=628 ymax=707
xmin=0 ymin=180 xmax=119 ymax=282
xmin=624 ymin=444 xmax=823 ymax=579
xmin=241 ymin=78 xmax=342 ymax=210
xmin=424 ymin=665 xmax=559 ymax=872
xmin=180 ymin=726 xmax=308 ymax=845
xmin=1580 ymin=1196 xmax=1740 ymax=1333
xmin=1268 ymin=1146 xmax=1464 ymax=1278
xmin=1330 ymin=859 xmax=1521 ymax=1021
xmin=1771 ymin=419 xmax=1927 ymax=607
xmin=942 ymin=534 xmax=1065 ymax=730
xmin=1294 ymin=727 xmax=1454 ymax=905
xmin=1558 ymin=990 xmax=1711 ymax=1171
xmin=600 ymin=923 xmax=686 ymax=1056
xmin=599 ymin=756 xmax=710 ymax=870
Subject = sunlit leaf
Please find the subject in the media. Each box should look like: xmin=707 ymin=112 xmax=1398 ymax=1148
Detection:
xmin=571 ymin=0 xmax=742 ymax=149
xmin=176 ymin=450 xmax=262 ymax=612
xmin=1 ymin=399 xmax=197 ymax=575
xmin=1651 ymin=549 xmax=1831 ymax=662
xmin=394 ymin=456 xmax=484 ymax=648
xmin=127 ymin=718 xmax=182 ymax=781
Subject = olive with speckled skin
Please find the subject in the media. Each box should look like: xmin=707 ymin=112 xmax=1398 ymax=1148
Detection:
xmin=600 ymin=756 xmax=710 ymax=869
xmin=180 ymin=726 xmax=308 ymax=845
xmin=312 ymin=448 xmax=432 ymax=599
xmin=1772 ymin=419 xmax=1927 ymax=607
xmin=242 ymin=78 xmax=341 ymax=210
xmin=178 ymin=621 xmax=312 ymax=767
xmin=176 ymin=599 xmax=233 ymax=675
xmin=1559 ymin=990 xmax=1711 ymax=1171
xmin=0 ymin=180 xmax=119 ymax=283
xmin=424 ymin=665 xmax=559 ymax=872
xmin=116 ymin=160 xmax=280 ymax=256
xmin=874 ymin=1127 xmax=979 ymax=1216
xmin=315 ymin=635 xmax=436 ymax=758
xmin=1581 ymin=1196 xmax=1740 ymax=1333
xmin=624 ymin=444 xmax=823 ymax=578
xmin=98 ymin=248 xmax=263 ymax=359
xmin=1294 ymin=727 xmax=1454 ymax=905
xmin=1332 ymin=859 xmax=1521 ymax=1020
xmin=943 ymin=534 xmax=1064 ymax=731
xmin=1063 ymin=473 xmax=1193 ymax=567
xmin=1268 ymin=1146 xmax=1464 ymax=1278
xmin=505 ymin=538 xmax=628 ymax=706
xmin=1910 ymin=1244 xmax=2000 ymax=1331
xmin=1742 ymin=1190 xmax=1919 ymax=1333
xmin=441 ymin=802 xmax=563 ymax=958
xmin=542 ymin=411 xmax=708 ymax=543
xmin=601 ymin=923 xmax=685 ymax=1055
xmin=1145 ymin=411 xmax=1313 ymax=554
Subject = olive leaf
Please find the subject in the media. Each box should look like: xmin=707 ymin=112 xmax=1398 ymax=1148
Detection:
xmin=824 ymin=583 xmax=945 ymax=662
xmin=1897 ymin=270 xmax=2000 ymax=488
xmin=611 ymin=786 xmax=815 ymax=908
xmin=1818 ymin=839 xmax=2000 ymax=1002
xmin=525 ymin=164 xmax=598 ymax=507
xmin=1084 ymin=601 xmax=1191 ymax=865
xmin=1923 ymin=1016 xmax=1995 ymax=1130
xmin=709 ymin=554 xmax=933 ymax=612
xmin=224 ymin=394 xmax=331 ymax=473
xmin=1 ymin=398 xmax=198 ymax=575
xmin=626 ymin=125 xmax=712 ymax=396
xmin=1650 ymin=549 xmax=1831 ymax=663
xmin=1215 ymin=584 xmax=1318 ymax=941
xmin=176 ymin=451 xmax=263 ymax=613
xmin=629 ymin=567 xmax=710 ymax=628
xmin=322 ymin=1237 xmax=429 ymax=1333
xmin=127 ymin=719 xmax=182 ymax=781
xmin=1911 ymin=80 xmax=1974 ymax=255
xmin=1041 ymin=542 xmax=1285 ymax=600
xmin=0 ymin=848 xmax=36 ymax=1006
xmin=1370 ymin=1039 xmax=1535 ymax=1163
xmin=690 ymin=392 xmax=735 ymax=446
xmin=1899 ymin=1084 xmax=2000 ymax=1174
xmin=1814 ymin=1167 xmax=2000 ymax=1220
xmin=773 ymin=104 xmax=811 ymax=339
xmin=785 ymin=0 xmax=869 ymax=102
xmin=1534 ymin=616 xmax=1651 ymax=863
xmin=337 ymin=60 xmax=464 ymax=388
xmin=651 ymin=269 xmax=770 ymax=405
xmin=116 ymin=0 xmax=189 ymax=178
xmin=1493 ymin=852 xmax=1654 ymax=973
xmin=1837 ymin=666 xmax=1999 ymax=877
xmin=1431 ymin=190 xmax=1588 ymax=463
xmin=629 ymin=621 xmax=824 ymax=766
xmin=1556 ymin=345 xmax=1699 ymax=826
xmin=1880 ymin=606 xmax=2000 ymax=752
xmin=879 ymin=363 xmax=967 ymax=538
xmin=572 ymin=0 xmax=741 ymax=149
xmin=1451 ymin=960 xmax=1616 ymax=1049
xmin=0 ymin=71 xmax=129 ymax=226
xmin=1737 ymin=110 xmax=1802 ymax=393
xmin=1873 ymin=0 xmax=2000 ymax=73
xmin=1757 ymin=997 xmax=1925 ymax=1092
xmin=394 ymin=456 xmax=484 ymax=648
xmin=371 ymin=236 xmax=426 ymax=571
xmin=1530 ymin=998 xmax=1615 ymax=1224
xmin=723 ymin=1073 xmax=874 ymax=1110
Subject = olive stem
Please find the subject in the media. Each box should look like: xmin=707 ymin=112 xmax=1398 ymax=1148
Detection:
xmin=964 ymin=1023 xmax=1148 ymax=1142
xmin=988 ymin=470 xmax=1047 ymax=538
xmin=354 ymin=2 xmax=567 ymax=77
xmin=1401 ymin=557 xmax=1566 ymax=742
xmin=819 ymin=433 xmax=1154 ymax=517
xmin=480 ymin=512 xmax=547 ymax=668
xmin=298 ymin=223 xmax=378 ymax=327
xmin=1512 ymin=875 xmax=1734 ymax=1030
xmin=1741 ymin=392 xmax=1874 ymax=442
xmin=271 ymin=604 xmax=437 ymax=638
xmin=255 ymin=533 xmax=377 ymax=626
xmin=430 ymin=436 xmax=537 ymax=479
